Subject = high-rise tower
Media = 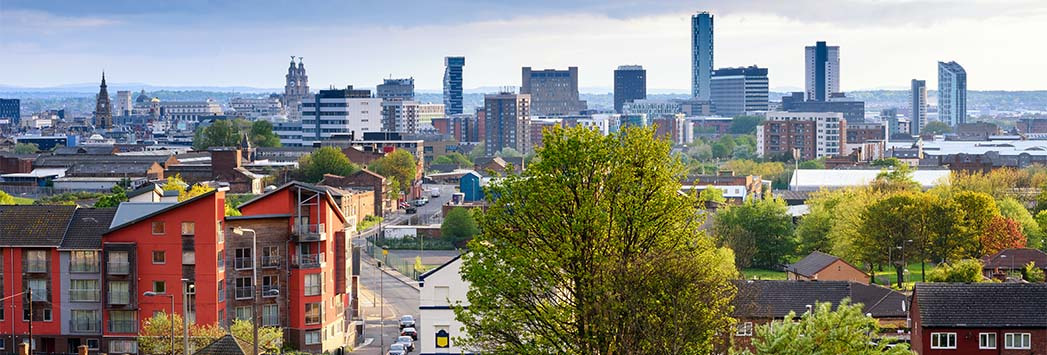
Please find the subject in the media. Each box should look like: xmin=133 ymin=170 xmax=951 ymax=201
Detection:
xmin=938 ymin=61 xmax=967 ymax=127
xmin=805 ymin=41 xmax=840 ymax=101
xmin=614 ymin=65 xmax=646 ymax=114
xmin=94 ymin=72 xmax=113 ymax=129
xmin=444 ymin=57 xmax=465 ymax=115
xmin=910 ymin=79 xmax=927 ymax=135
xmin=691 ymin=12 xmax=714 ymax=100
xmin=283 ymin=56 xmax=310 ymax=120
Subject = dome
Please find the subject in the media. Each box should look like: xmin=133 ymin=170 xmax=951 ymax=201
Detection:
xmin=135 ymin=91 xmax=150 ymax=103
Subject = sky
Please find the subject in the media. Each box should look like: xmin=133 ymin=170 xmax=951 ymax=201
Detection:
xmin=1 ymin=0 xmax=1045 ymax=92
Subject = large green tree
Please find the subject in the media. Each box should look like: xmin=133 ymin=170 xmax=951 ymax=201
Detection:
xmin=138 ymin=312 xmax=226 ymax=355
xmin=13 ymin=142 xmax=38 ymax=154
xmin=858 ymin=192 xmax=933 ymax=287
xmin=297 ymin=147 xmax=360 ymax=183
xmin=431 ymin=152 xmax=473 ymax=167
xmin=441 ymin=207 xmax=479 ymax=245
xmin=714 ymin=197 xmax=796 ymax=268
xmin=923 ymin=121 xmax=953 ymax=135
xmin=729 ymin=116 xmax=765 ymax=134
xmin=456 ymin=126 xmax=738 ymax=354
xmin=229 ymin=319 xmax=283 ymax=354
xmin=740 ymin=300 xmax=910 ymax=355
xmin=368 ymin=149 xmax=417 ymax=193
xmin=193 ymin=118 xmax=281 ymax=150
xmin=248 ymin=120 xmax=282 ymax=147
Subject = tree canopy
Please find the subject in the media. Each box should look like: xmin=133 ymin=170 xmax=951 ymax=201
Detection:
xmin=368 ymin=149 xmax=417 ymax=193
xmin=714 ymin=197 xmax=795 ymax=268
xmin=297 ymin=147 xmax=360 ymax=183
xmin=138 ymin=312 xmax=226 ymax=355
xmin=729 ymin=115 xmax=765 ymax=134
xmin=923 ymin=121 xmax=953 ymax=135
xmin=229 ymin=319 xmax=283 ymax=354
xmin=432 ymin=152 xmax=473 ymax=167
xmin=441 ymin=207 xmax=479 ymax=245
xmin=13 ymin=142 xmax=38 ymax=154
xmin=0 ymin=190 xmax=15 ymax=205
xmin=740 ymin=300 xmax=911 ymax=355
xmin=192 ymin=118 xmax=281 ymax=150
xmin=456 ymin=126 xmax=738 ymax=353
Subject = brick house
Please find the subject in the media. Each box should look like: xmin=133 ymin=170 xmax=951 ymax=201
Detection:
xmin=910 ymin=283 xmax=1047 ymax=354
xmin=981 ymin=248 xmax=1047 ymax=279
xmin=732 ymin=280 xmax=907 ymax=353
xmin=785 ymin=251 xmax=869 ymax=284
xmin=320 ymin=170 xmax=392 ymax=216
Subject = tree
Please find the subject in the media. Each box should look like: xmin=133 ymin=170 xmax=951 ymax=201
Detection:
xmin=923 ymin=121 xmax=953 ymax=135
xmin=998 ymin=197 xmax=1044 ymax=250
xmin=13 ymin=142 xmax=38 ymax=154
xmin=192 ymin=119 xmax=240 ymax=150
xmin=441 ymin=207 xmax=479 ymax=245
xmin=797 ymin=158 xmax=825 ymax=169
xmin=180 ymin=184 xmax=214 ymax=202
xmin=138 ymin=312 xmax=226 ymax=355
xmin=871 ymin=157 xmax=903 ymax=168
xmin=698 ymin=186 xmax=727 ymax=206
xmin=729 ymin=115 xmax=764 ymax=134
xmin=927 ymin=259 xmax=984 ymax=282
xmin=297 ymin=147 xmax=360 ymax=183
xmin=249 ymin=120 xmax=281 ymax=147
xmin=858 ymin=192 xmax=933 ymax=287
xmin=795 ymin=208 xmax=834 ymax=255
xmin=496 ymin=147 xmax=523 ymax=158
xmin=456 ymin=126 xmax=738 ymax=353
xmin=714 ymin=197 xmax=796 ymax=268
xmin=368 ymin=149 xmax=417 ymax=193
xmin=432 ymin=152 xmax=473 ymax=167
xmin=161 ymin=174 xmax=188 ymax=193
xmin=980 ymin=216 xmax=1026 ymax=256
xmin=740 ymin=300 xmax=911 ymax=355
xmin=94 ymin=185 xmax=128 ymax=208
xmin=230 ymin=319 xmax=283 ymax=354
xmin=871 ymin=163 xmax=920 ymax=192
xmin=1024 ymin=261 xmax=1046 ymax=282
xmin=0 ymin=190 xmax=15 ymax=205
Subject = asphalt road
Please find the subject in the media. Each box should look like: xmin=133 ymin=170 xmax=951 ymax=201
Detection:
xmin=403 ymin=184 xmax=456 ymax=225
xmin=352 ymin=255 xmax=421 ymax=354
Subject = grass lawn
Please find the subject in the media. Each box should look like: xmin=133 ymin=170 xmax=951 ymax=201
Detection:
xmin=870 ymin=262 xmax=938 ymax=291
xmin=12 ymin=197 xmax=34 ymax=205
xmin=741 ymin=268 xmax=787 ymax=280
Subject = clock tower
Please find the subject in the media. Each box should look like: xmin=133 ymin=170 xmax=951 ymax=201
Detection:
xmin=283 ymin=56 xmax=310 ymax=120
xmin=94 ymin=72 xmax=113 ymax=129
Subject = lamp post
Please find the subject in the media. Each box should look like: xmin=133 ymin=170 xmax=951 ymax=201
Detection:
xmin=181 ymin=279 xmax=192 ymax=355
xmin=143 ymin=291 xmax=176 ymax=355
xmin=233 ymin=226 xmax=262 ymax=355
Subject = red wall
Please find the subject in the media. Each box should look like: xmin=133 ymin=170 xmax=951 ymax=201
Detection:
xmin=1 ymin=248 xmax=64 ymax=335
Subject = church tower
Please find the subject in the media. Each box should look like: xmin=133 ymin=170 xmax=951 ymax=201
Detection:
xmin=94 ymin=72 xmax=113 ymax=129
xmin=283 ymin=56 xmax=309 ymax=120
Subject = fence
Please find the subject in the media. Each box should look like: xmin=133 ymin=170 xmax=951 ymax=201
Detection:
xmin=363 ymin=237 xmax=427 ymax=280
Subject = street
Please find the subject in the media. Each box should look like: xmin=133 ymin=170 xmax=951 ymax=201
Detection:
xmin=403 ymin=184 xmax=456 ymax=225
xmin=351 ymin=247 xmax=421 ymax=354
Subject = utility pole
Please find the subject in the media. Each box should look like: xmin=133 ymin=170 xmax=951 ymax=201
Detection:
xmin=27 ymin=288 xmax=32 ymax=353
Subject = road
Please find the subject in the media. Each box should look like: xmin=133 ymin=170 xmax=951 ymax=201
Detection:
xmin=352 ymin=253 xmax=420 ymax=354
xmin=403 ymin=184 xmax=456 ymax=225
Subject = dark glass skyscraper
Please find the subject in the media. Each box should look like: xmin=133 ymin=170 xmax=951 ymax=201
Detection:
xmin=0 ymin=98 xmax=19 ymax=126
xmin=613 ymin=65 xmax=646 ymax=114
xmin=805 ymin=41 xmax=840 ymax=102
xmin=691 ymin=12 xmax=714 ymax=100
xmin=444 ymin=56 xmax=465 ymax=115
xmin=911 ymin=79 xmax=927 ymax=135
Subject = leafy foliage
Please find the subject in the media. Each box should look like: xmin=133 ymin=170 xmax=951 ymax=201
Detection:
xmin=138 ymin=312 xmax=226 ymax=355
xmin=368 ymin=149 xmax=417 ymax=193
xmin=923 ymin=121 xmax=953 ymax=135
xmin=457 ymin=126 xmax=738 ymax=354
xmin=13 ymin=142 xmax=39 ymax=154
xmin=441 ymin=207 xmax=479 ymax=245
xmin=192 ymin=118 xmax=281 ymax=150
xmin=0 ymin=190 xmax=15 ymax=205
xmin=356 ymin=215 xmax=382 ymax=232
xmin=297 ymin=147 xmax=360 ymax=183
xmin=714 ymin=197 xmax=795 ymax=268
xmin=94 ymin=185 xmax=128 ymax=208
xmin=230 ymin=319 xmax=284 ymax=354
xmin=739 ymin=300 xmax=911 ymax=355
xmin=927 ymin=259 xmax=984 ymax=282
xmin=980 ymin=216 xmax=1026 ymax=256
xmin=1024 ymin=261 xmax=1046 ymax=282
xmin=729 ymin=116 xmax=765 ymax=134
xmin=431 ymin=152 xmax=473 ymax=167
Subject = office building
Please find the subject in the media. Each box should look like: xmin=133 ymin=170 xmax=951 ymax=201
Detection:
xmin=756 ymin=111 xmax=846 ymax=160
xmin=0 ymin=98 xmax=19 ymax=126
xmin=804 ymin=41 xmax=840 ymax=101
xmin=710 ymin=66 xmax=769 ymax=117
xmin=613 ymin=65 xmax=646 ymax=113
xmin=274 ymin=121 xmax=304 ymax=146
xmin=94 ymin=72 xmax=113 ymax=129
xmin=691 ymin=12 xmax=714 ymax=100
xmin=230 ymin=97 xmax=284 ymax=119
xmin=377 ymin=78 xmax=415 ymax=100
xmin=881 ymin=108 xmax=900 ymax=137
xmin=443 ymin=57 xmax=465 ymax=115
xmin=911 ymin=79 xmax=927 ymax=135
xmin=781 ymin=92 xmax=865 ymax=123
xmin=521 ymin=67 xmax=587 ymax=116
xmin=622 ymin=100 xmax=681 ymax=118
xmin=484 ymin=92 xmax=531 ymax=156
xmin=938 ymin=61 xmax=967 ymax=127
xmin=381 ymin=100 xmax=420 ymax=133
xmin=283 ymin=57 xmax=310 ymax=121
xmin=417 ymin=103 xmax=445 ymax=129
xmin=115 ymin=91 xmax=132 ymax=116
xmin=301 ymin=86 xmax=382 ymax=142
xmin=159 ymin=100 xmax=223 ymax=123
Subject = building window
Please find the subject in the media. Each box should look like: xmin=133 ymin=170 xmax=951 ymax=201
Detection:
xmin=236 ymin=277 xmax=253 ymax=299
xmin=217 ymin=221 xmax=224 ymax=243
xmin=305 ymin=330 xmax=321 ymax=345
xmin=261 ymin=246 xmax=279 ymax=267
xmin=930 ymin=332 xmax=957 ymax=349
xmin=153 ymin=281 xmax=166 ymax=293
xmin=86 ymin=339 xmax=99 ymax=350
xmin=27 ymin=279 xmax=47 ymax=301
xmin=109 ymin=310 xmax=136 ymax=333
xmin=218 ymin=279 xmax=225 ymax=302
xmin=1005 ymin=333 xmax=1031 ymax=349
xmin=262 ymin=304 xmax=279 ymax=326
xmin=980 ymin=333 xmax=997 ymax=349
xmin=71 ymin=310 xmax=101 ymax=332
xmin=108 ymin=281 xmax=130 ymax=305
xmin=736 ymin=322 xmax=753 ymax=337
xmin=70 ymin=251 xmax=99 ymax=273
xmin=108 ymin=251 xmax=130 ymax=275
xmin=152 ymin=250 xmax=166 ymax=264
xmin=262 ymin=275 xmax=278 ymax=297
xmin=235 ymin=248 xmax=252 ymax=270
xmin=25 ymin=250 xmax=47 ymax=273
xmin=305 ymin=273 xmax=321 ymax=296
xmin=70 ymin=279 xmax=100 ymax=302
xmin=217 ymin=249 xmax=225 ymax=270
xmin=305 ymin=302 xmax=321 ymax=325
xmin=109 ymin=340 xmax=137 ymax=354
xmin=151 ymin=221 xmax=165 ymax=235
xmin=235 ymin=306 xmax=252 ymax=321
xmin=181 ymin=222 xmax=195 ymax=235
xmin=183 ymin=250 xmax=195 ymax=265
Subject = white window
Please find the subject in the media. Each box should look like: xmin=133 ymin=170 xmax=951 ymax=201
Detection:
xmin=979 ymin=332 xmax=997 ymax=349
xmin=109 ymin=340 xmax=137 ymax=354
xmin=235 ymin=306 xmax=252 ymax=321
xmin=1005 ymin=333 xmax=1031 ymax=349
xmin=305 ymin=273 xmax=322 ymax=296
xmin=262 ymin=304 xmax=279 ymax=326
xmin=931 ymin=332 xmax=957 ymax=349
xmin=305 ymin=330 xmax=321 ymax=345
xmin=736 ymin=322 xmax=754 ymax=336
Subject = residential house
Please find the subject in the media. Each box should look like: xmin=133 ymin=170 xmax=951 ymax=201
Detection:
xmin=981 ymin=248 xmax=1047 ymax=279
xmin=785 ymin=251 xmax=868 ymax=284
xmin=418 ymin=254 xmax=477 ymax=355
xmin=320 ymin=171 xmax=392 ymax=216
xmin=910 ymin=283 xmax=1047 ymax=354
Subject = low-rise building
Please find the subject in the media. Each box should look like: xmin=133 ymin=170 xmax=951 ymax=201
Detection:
xmin=785 ymin=251 xmax=868 ymax=283
xmin=417 ymin=254 xmax=477 ymax=354
xmin=910 ymin=283 xmax=1047 ymax=354
xmin=756 ymin=111 xmax=846 ymax=160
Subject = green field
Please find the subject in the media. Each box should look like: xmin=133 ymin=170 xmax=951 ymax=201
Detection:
xmin=742 ymin=262 xmax=938 ymax=290
xmin=12 ymin=197 xmax=34 ymax=205
xmin=741 ymin=268 xmax=787 ymax=280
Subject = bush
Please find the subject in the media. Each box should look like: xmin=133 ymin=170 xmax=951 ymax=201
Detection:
xmin=376 ymin=235 xmax=456 ymax=250
xmin=927 ymin=259 xmax=984 ymax=282
xmin=357 ymin=215 xmax=383 ymax=232
xmin=1024 ymin=261 xmax=1046 ymax=282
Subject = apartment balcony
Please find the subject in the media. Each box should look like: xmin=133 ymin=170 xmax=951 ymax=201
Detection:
xmin=70 ymin=289 xmax=101 ymax=302
xmin=262 ymin=285 xmax=279 ymax=297
xmin=235 ymin=286 xmax=254 ymax=300
xmin=108 ymin=320 xmax=137 ymax=333
xmin=261 ymin=256 xmax=280 ymax=268
xmin=292 ymin=253 xmax=325 ymax=269
xmin=292 ymin=223 xmax=326 ymax=242
xmin=107 ymin=262 xmax=130 ymax=275
xmin=234 ymin=257 xmax=253 ymax=270
xmin=69 ymin=319 xmax=101 ymax=333
xmin=25 ymin=260 xmax=48 ymax=273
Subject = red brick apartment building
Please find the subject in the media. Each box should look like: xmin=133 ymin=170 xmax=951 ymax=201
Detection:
xmin=911 ymin=283 xmax=1047 ymax=355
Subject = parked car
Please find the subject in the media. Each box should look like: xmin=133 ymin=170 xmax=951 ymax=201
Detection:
xmin=396 ymin=336 xmax=415 ymax=352
xmin=405 ymin=207 xmax=417 ymax=214
xmin=430 ymin=188 xmax=441 ymax=198
xmin=413 ymin=199 xmax=427 ymax=206
xmin=401 ymin=326 xmax=418 ymax=340
xmin=399 ymin=315 xmax=416 ymax=329
xmin=388 ymin=343 xmax=408 ymax=355
xmin=399 ymin=202 xmax=410 ymax=209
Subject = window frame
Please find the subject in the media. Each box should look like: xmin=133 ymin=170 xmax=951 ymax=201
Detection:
xmin=69 ymin=251 xmax=99 ymax=273
xmin=930 ymin=332 xmax=957 ymax=349
xmin=304 ymin=273 xmax=322 ymax=296
xmin=181 ymin=221 xmax=195 ymax=236
xmin=979 ymin=332 xmax=997 ymax=349
xmin=305 ymin=302 xmax=322 ymax=325
xmin=151 ymin=221 xmax=165 ymax=235
xmin=735 ymin=322 xmax=754 ymax=337
xmin=262 ymin=304 xmax=279 ymax=326
xmin=304 ymin=330 xmax=321 ymax=345
xmin=153 ymin=280 xmax=166 ymax=293
xmin=69 ymin=279 xmax=101 ymax=302
xmin=1005 ymin=332 xmax=1032 ymax=350
xmin=152 ymin=250 xmax=166 ymax=264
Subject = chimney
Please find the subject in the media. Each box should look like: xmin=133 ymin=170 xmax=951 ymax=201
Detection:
xmin=210 ymin=147 xmax=242 ymax=178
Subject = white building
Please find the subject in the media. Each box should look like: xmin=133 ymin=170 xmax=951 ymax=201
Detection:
xmin=159 ymin=100 xmax=222 ymax=123
xmin=804 ymin=42 xmax=840 ymax=101
xmin=273 ymin=121 xmax=304 ymax=147
xmin=382 ymin=100 xmax=420 ymax=133
xmin=230 ymin=97 xmax=284 ymax=119
xmin=418 ymin=255 xmax=476 ymax=355
xmin=301 ymin=87 xmax=382 ymax=143
xmin=622 ymin=99 xmax=681 ymax=118
xmin=572 ymin=114 xmax=613 ymax=135
xmin=116 ymin=90 xmax=132 ymax=116
xmin=418 ymin=103 xmax=446 ymax=129
xmin=757 ymin=111 xmax=845 ymax=159
xmin=788 ymin=169 xmax=950 ymax=191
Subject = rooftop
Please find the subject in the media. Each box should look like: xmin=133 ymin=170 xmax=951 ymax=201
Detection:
xmin=915 ymin=283 xmax=1047 ymax=328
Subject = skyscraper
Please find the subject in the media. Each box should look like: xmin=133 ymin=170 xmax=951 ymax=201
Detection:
xmin=484 ymin=91 xmax=531 ymax=156
xmin=377 ymin=78 xmax=415 ymax=100
xmin=613 ymin=65 xmax=646 ymax=114
xmin=381 ymin=99 xmax=420 ymax=133
xmin=283 ymin=56 xmax=310 ymax=121
xmin=94 ymin=72 xmax=112 ymax=129
xmin=691 ymin=12 xmax=714 ymax=100
xmin=910 ymin=79 xmax=927 ymax=135
xmin=520 ymin=67 xmax=587 ymax=115
xmin=301 ymin=86 xmax=381 ymax=142
xmin=710 ymin=66 xmax=769 ymax=117
xmin=0 ymin=98 xmax=19 ymax=126
xmin=805 ymin=41 xmax=840 ymax=101
xmin=444 ymin=56 xmax=465 ymax=115
xmin=938 ymin=61 xmax=967 ymax=127
xmin=115 ymin=90 xmax=132 ymax=117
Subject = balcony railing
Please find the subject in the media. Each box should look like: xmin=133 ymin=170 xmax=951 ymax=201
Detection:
xmin=261 ymin=256 xmax=280 ymax=268
xmin=69 ymin=319 xmax=101 ymax=333
xmin=70 ymin=289 xmax=101 ymax=302
xmin=108 ymin=320 xmax=136 ymax=333
xmin=235 ymin=286 xmax=254 ymax=300
xmin=25 ymin=260 xmax=47 ymax=273
xmin=292 ymin=253 xmax=325 ymax=268
xmin=292 ymin=223 xmax=326 ymax=241
xmin=107 ymin=262 xmax=130 ymax=275
xmin=234 ymin=257 xmax=253 ymax=270
xmin=262 ymin=285 xmax=278 ymax=297
xmin=108 ymin=291 xmax=130 ymax=305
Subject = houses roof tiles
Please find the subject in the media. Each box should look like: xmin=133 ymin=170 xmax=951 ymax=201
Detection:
xmin=193 ymin=335 xmax=247 ymax=355
xmin=60 ymin=208 xmax=117 ymax=250
xmin=982 ymin=248 xmax=1047 ymax=270
xmin=734 ymin=280 xmax=906 ymax=319
xmin=0 ymin=205 xmax=78 ymax=247
xmin=785 ymin=251 xmax=841 ymax=277
xmin=914 ymin=283 xmax=1047 ymax=328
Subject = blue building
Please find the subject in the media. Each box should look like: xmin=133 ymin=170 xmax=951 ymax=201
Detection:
xmin=691 ymin=12 xmax=714 ymax=100
xmin=938 ymin=61 xmax=967 ymax=127
xmin=460 ymin=171 xmax=484 ymax=202
xmin=444 ymin=56 xmax=465 ymax=115
xmin=614 ymin=65 xmax=646 ymax=114
xmin=0 ymin=98 xmax=19 ymax=126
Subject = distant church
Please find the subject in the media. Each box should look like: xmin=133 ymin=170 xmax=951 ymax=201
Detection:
xmin=94 ymin=72 xmax=113 ymax=129
xmin=282 ymin=56 xmax=310 ymax=121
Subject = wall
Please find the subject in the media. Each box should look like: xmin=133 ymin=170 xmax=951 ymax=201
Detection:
xmin=419 ymin=257 xmax=475 ymax=354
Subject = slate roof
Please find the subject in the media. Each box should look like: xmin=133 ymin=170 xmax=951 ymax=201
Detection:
xmin=126 ymin=183 xmax=162 ymax=199
xmin=982 ymin=248 xmax=1047 ymax=270
xmin=733 ymin=280 xmax=907 ymax=319
xmin=110 ymin=202 xmax=176 ymax=229
xmin=60 ymin=208 xmax=117 ymax=250
xmin=67 ymin=162 xmax=157 ymax=176
xmin=193 ymin=335 xmax=247 ymax=355
xmin=914 ymin=283 xmax=1047 ymax=328
xmin=0 ymin=205 xmax=78 ymax=247
xmin=786 ymin=251 xmax=844 ymax=277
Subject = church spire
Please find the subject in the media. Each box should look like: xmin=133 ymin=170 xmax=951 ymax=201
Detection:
xmin=101 ymin=71 xmax=107 ymax=87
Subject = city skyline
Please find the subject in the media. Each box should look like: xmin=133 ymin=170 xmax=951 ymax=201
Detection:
xmin=2 ymin=0 xmax=1046 ymax=91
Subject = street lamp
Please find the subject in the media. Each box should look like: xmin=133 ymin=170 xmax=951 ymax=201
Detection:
xmin=232 ymin=226 xmax=263 ymax=355
xmin=181 ymin=279 xmax=193 ymax=355
xmin=143 ymin=291 xmax=176 ymax=355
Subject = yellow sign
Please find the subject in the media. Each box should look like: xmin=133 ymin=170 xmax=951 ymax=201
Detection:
xmin=435 ymin=329 xmax=450 ymax=348
xmin=382 ymin=249 xmax=389 ymax=256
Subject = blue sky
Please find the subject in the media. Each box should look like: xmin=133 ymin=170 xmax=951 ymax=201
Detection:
xmin=2 ymin=0 xmax=1045 ymax=91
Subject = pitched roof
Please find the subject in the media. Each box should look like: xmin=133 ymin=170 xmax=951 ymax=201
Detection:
xmin=126 ymin=183 xmax=162 ymax=199
xmin=193 ymin=335 xmax=247 ymax=355
xmin=733 ymin=280 xmax=907 ymax=319
xmin=0 ymin=205 xmax=78 ymax=247
xmin=67 ymin=162 xmax=158 ymax=176
xmin=914 ymin=283 xmax=1047 ymax=327
xmin=982 ymin=248 xmax=1047 ymax=270
xmin=107 ymin=190 xmax=217 ymax=232
xmin=419 ymin=253 xmax=464 ymax=286
xmin=60 ymin=208 xmax=118 ymax=250
xmin=786 ymin=251 xmax=847 ymax=277
xmin=236 ymin=181 xmax=347 ymax=223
